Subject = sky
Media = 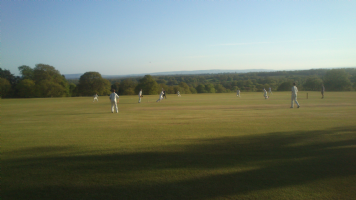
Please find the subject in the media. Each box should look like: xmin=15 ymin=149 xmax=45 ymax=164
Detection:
xmin=2 ymin=0 xmax=356 ymax=76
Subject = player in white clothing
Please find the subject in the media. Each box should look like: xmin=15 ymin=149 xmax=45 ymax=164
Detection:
xmin=93 ymin=93 xmax=98 ymax=102
xmin=109 ymin=89 xmax=120 ymax=113
xmin=156 ymin=90 xmax=164 ymax=102
xmin=291 ymin=83 xmax=300 ymax=108
xmin=269 ymin=87 xmax=272 ymax=95
xmin=138 ymin=89 xmax=143 ymax=103
xmin=177 ymin=91 xmax=181 ymax=97
xmin=263 ymin=88 xmax=269 ymax=99
xmin=236 ymin=89 xmax=240 ymax=97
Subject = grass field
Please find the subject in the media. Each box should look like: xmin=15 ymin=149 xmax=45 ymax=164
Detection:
xmin=2 ymin=91 xmax=356 ymax=200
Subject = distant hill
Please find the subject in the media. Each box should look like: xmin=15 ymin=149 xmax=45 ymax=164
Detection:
xmin=62 ymin=74 xmax=84 ymax=79
xmin=64 ymin=69 xmax=275 ymax=79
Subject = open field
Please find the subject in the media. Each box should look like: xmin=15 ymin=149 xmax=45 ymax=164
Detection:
xmin=2 ymin=91 xmax=356 ymax=200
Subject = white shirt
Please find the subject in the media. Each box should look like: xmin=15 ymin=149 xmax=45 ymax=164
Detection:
xmin=291 ymin=86 xmax=298 ymax=96
xmin=138 ymin=91 xmax=142 ymax=97
xmin=263 ymin=89 xmax=267 ymax=95
xmin=110 ymin=92 xmax=119 ymax=102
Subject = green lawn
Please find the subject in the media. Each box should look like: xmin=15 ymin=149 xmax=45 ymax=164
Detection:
xmin=2 ymin=92 xmax=356 ymax=200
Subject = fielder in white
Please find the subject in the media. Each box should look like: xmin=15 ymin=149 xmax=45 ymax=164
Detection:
xmin=236 ymin=89 xmax=240 ymax=97
xmin=269 ymin=87 xmax=272 ymax=95
xmin=156 ymin=90 xmax=164 ymax=102
xmin=263 ymin=88 xmax=269 ymax=99
xmin=138 ymin=89 xmax=143 ymax=103
xmin=93 ymin=93 xmax=99 ymax=102
xmin=177 ymin=91 xmax=181 ymax=97
xmin=291 ymin=83 xmax=300 ymax=108
xmin=109 ymin=89 xmax=120 ymax=113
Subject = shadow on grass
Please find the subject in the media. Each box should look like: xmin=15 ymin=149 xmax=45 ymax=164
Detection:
xmin=3 ymin=126 xmax=356 ymax=199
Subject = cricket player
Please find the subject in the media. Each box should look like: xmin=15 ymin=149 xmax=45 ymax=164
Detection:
xmin=138 ymin=89 xmax=143 ymax=103
xmin=156 ymin=90 xmax=164 ymax=102
xmin=177 ymin=91 xmax=181 ymax=97
xmin=93 ymin=93 xmax=98 ymax=102
xmin=263 ymin=88 xmax=269 ymax=99
xmin=321 ymin=84 xmax=325 ymax=99
xmin=236 ymin=89 xmax=240 ymax=97
xmin=291 ymin=83 xmax=300 ymax=108
xmin=163 ymin=90 xmax=167 ymax=99
xmin=109 ymin=89 xmax=119 ymax=113
xmin=269 ymin=87 xmax=272 ymax=95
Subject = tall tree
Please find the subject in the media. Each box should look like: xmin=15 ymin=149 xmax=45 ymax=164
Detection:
xmin=214 ymin=84 xmax=226 ymax=93
xmin=135 ymin=75 xmax=159 ymax=95
xmin=33 ymin=64 xmax=69 ymax=97
xmin=277 ymin=81 xmax=293 ymax=91
xmin=77 ymin=72 xmax=111 ymax=96
xmin=179 ymin=82 xmax=191 ymax=94
xmin=111 ymin=82 xmax=120 ymax=92
xmin=69 ymin=83 xmax=77 ymax=97
xmin=303 ymin=76 xmax=323 ymax=91
xmin=16 ymin=79 xmax=36 ymax=98
xmin=205 ymin=83 xmax=216 ymax=93
xmin=0 ymin=68 xmax=20 ymax=86
xmin=119 ymin=79 xmax=137 ymax=95
xmin=0 ymin=78 xmax=11 ymax=98
xmin=323 ymin=69 xmax=352 ymax=91
xmin=36 ymin=80 xmax=67 ymax=97
xmin=18 ymin=65 xmax=34 ymax=80
xmin=196 ymin=84 xmax=207 ymax=93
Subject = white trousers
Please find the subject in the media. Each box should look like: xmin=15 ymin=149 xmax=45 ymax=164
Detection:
xmin=156 ymin=96 xmax=163 ymax=102
xmin=138 ymin=97 xmax=141 ymax=103
xmin=93 ymin=97 xmax=98 ymax=102
xmin=111 ymin=101 xmax=118 ymax=113
xmin=291 ymin=95 xmax=300 ymax=108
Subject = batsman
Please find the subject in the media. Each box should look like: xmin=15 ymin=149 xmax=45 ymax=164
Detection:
xmin=138 ymin=89 xmax=143 ymax=103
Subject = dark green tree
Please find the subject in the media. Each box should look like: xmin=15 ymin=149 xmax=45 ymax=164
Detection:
xmin=36 ymin=80 xmax=68 ymax=97
xmin=277 ymin=81 xmax=293 ymax=91
xmin=77 ymin=72 xmax=111 ymax=96
xmin=205 ymin=83 xmax=215 ymax=93
xmin=303 ymin=76 xmax=323 ymax=91
xmin=69 ymin=83 xmax=77 ymax=97
xmin=0 ymin=78 xmax=11 ymax=98
xmin=111 ymin=82 xmax=120 ymax=91
xmin=214 ymin=84 xmax=226 ymax=93
xmin=189 ymin=87 xmax=197 ymax=94
xmin=323 ymin=69 xmax=352 ymax=91
xmin=33 ymin=64 xmax=69 ymax=97
xmin=16 ymin=79 xmax=35 ymax=98
xmin=156 ymin=79 xmax=166 ymax=84
xmin=0 ymin=68 xmax=20 ymax=93
xmin=196 ymin=84 xmax=207 ymax=93
xmin=119 ymin=79 xmax=137 ymax=95
xmin=18 ymin=65 xmax=34 ymax=80
xmin=179 ymin=82 xmax=191 ymax=94
xmin=135 ymin=75 xmax=159 ymax=95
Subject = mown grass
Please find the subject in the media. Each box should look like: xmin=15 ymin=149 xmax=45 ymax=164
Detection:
xmin=2 ymin=91 xmax=356 ymax=200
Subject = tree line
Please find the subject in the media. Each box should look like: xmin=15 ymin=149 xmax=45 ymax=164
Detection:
xmin=1 ymin=64 xmax=355 ymax=98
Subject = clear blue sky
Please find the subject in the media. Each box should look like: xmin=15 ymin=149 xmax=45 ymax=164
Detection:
xmin=2 ymin=0 xmax=355 ymax=76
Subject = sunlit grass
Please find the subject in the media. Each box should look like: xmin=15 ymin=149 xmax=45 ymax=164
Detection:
xmin=2 ymin=92 xmax=356 ymax=199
